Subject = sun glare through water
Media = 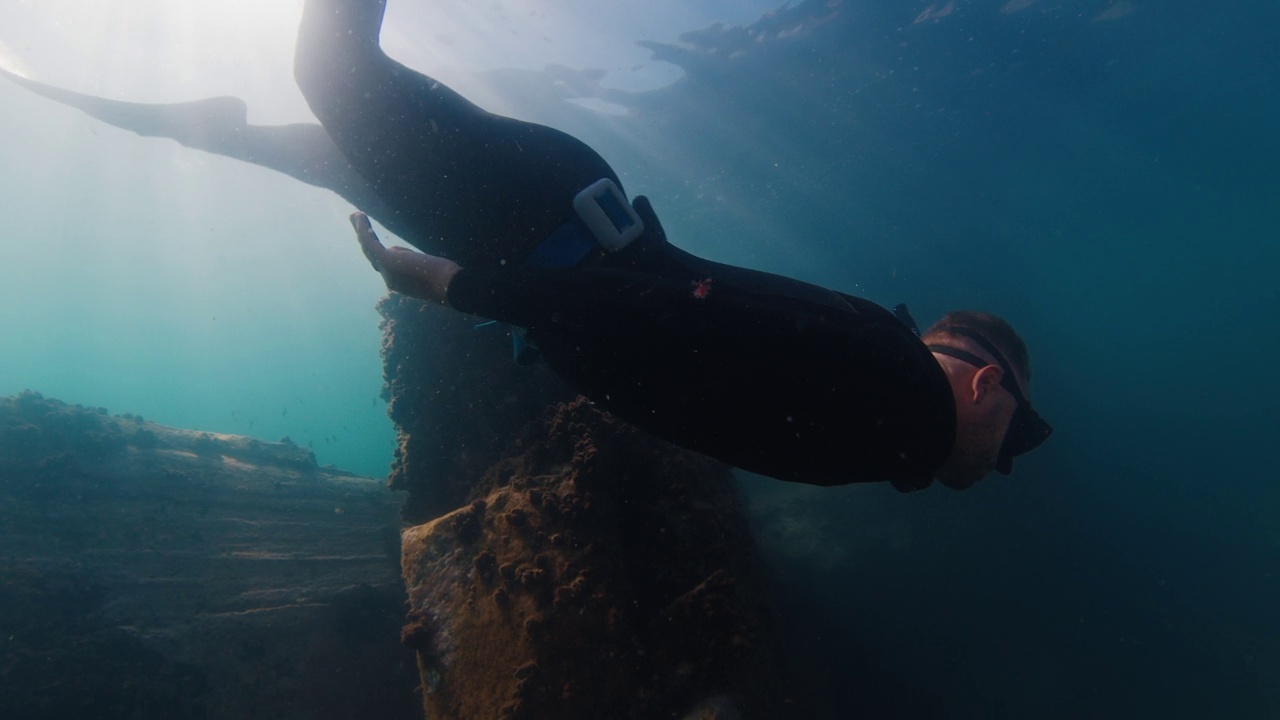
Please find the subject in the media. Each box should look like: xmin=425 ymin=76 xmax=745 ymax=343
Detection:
xmin=0 ymin=0 xmax=788 ymax=476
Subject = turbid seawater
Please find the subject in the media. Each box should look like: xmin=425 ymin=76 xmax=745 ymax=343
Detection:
xmin=1 ymin=1 xmax=1276 ymax=717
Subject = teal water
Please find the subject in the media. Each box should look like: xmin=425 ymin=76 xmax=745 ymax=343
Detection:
xmin=2 ymin=0 xmax=1277 ymax=716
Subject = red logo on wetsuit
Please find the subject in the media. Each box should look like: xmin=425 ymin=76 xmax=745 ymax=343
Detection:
xmin=691 ymin=277 xmax=713 ymax=300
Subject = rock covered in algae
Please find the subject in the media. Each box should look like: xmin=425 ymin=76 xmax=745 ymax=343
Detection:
xmin=400 ymin=397 xmax=789 ymax=720
xmin=377 ymin=294 xmax=573 ymax=523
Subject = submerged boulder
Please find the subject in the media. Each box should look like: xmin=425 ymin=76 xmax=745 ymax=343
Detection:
xmin=397 ymin=397 xmax=788 ymax=719
xmin=376 ymin=294 xmax=573 ymax=524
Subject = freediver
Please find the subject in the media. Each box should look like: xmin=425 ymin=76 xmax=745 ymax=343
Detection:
xmin=1 ymin=0 xmax=1051 ymax=491
xmin=288 ymin=0 xmax=1051 ymax=491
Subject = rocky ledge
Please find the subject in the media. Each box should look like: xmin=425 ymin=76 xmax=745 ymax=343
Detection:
xmin=0 ymin=391 xmax=417 ymax=719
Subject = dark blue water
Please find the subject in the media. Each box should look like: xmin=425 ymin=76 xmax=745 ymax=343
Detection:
xmin=2 ymin=0 xmax=1276 ymax=716
xmin=536 ymin=1 xmax=1277 ymax=715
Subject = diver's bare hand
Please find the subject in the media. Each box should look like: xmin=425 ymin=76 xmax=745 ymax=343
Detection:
xmin=350 ymin=212 xmax=460 ymax=305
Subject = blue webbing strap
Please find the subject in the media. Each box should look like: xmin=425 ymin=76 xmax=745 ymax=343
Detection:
xmin=498 ymin=178 xmax=644 ymax=364
xmin=506 ymin=215 xmax=600 ymax=365
xmin=524 ymin=214 xmax=598 ymax=268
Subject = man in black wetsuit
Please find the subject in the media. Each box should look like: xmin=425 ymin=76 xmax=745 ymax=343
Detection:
xmin=295 ymin=0 xmax=1051 ymax=491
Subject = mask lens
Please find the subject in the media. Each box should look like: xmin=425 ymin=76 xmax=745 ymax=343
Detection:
xmin=997 ymin=403 xmax=1053 ymax=474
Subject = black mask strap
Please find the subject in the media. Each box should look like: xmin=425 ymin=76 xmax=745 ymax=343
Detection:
xmin=926 ymin=344 xmax=987 ymax=372
xmin=929 ymin=326 xmax=1028 ymax=404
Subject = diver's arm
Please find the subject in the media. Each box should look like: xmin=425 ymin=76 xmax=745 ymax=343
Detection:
xmin=350 ymin=212 xmax=460 ymax=305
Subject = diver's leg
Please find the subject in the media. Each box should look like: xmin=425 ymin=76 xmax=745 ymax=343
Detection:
xmin=294 ymin=0 xmax=620 ymax=269
xmin=294 ymin=0 xmax=487 ymax=163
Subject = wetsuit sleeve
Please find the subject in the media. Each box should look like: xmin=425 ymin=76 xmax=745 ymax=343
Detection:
xmin=448 ymin=264 xmax=703 ymax=330
xmin=446 ymin=267 xmax=578 ymax=328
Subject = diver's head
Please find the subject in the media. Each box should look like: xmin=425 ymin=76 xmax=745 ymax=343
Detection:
xmin=924 ymin=311 xmax=1050 ymax=489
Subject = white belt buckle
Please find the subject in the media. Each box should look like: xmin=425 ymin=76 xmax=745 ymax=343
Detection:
xmin=572 ymin=178 xmax=645 ymax=252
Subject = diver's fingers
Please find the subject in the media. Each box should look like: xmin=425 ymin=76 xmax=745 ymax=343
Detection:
xmin=378 ymin=247 xmax=428 ymax=280
xmin=350 ymin=212 xmax=385 ymax=270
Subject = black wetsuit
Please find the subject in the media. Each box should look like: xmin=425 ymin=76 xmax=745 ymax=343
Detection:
xmin=294 ymin=0 xmax=617 ymax=268
xmin=294 ymin=0 xmax=955 ymax=487
xmin=448 ymin=216 xmax=956 ymax=487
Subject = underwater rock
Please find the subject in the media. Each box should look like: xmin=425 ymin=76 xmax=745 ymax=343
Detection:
xmin=399 ymin=397 xmax=789 ymax=720
xmin=377 ymin=294 xmax=574 ymax=523
xmin=379 ymin=291 xmax=798 ymax=717
xmin=0 ymin=391 xmax=417 ymax=719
